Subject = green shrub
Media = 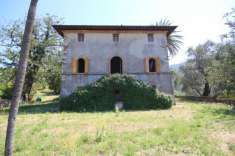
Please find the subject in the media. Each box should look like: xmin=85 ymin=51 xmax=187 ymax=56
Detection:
xmin=0 ymin=83 xmax=13 ymax=99
xmin=60 ymin=74 xmax=172 ymax=111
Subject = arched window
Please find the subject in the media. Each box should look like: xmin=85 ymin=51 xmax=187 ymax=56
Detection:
xmin=111 ymin=56 xmax=122 ymax=74
xmin=149 ymin=58 xmax=156 ymax=72
xmin=78 ymin=58 xmax=85 ymax=73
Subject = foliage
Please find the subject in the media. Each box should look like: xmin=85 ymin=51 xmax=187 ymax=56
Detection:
xmin=223 ymin=8 xmax=235 ymax=43
xmin=60 ymin=74 xmax=172 ymax=111
xmin=0 ymin=67 xmax=15 ymax=99
xmin=156 ymin=19 xmax=183 ymax=56
xmin=180 ymin=41 xmax=235 ymax=97
xmin=0 ymin=83 xmax=13 ymax=100
xmin=208 ymin=43 xmax=235 ymax=97
xmin=0 ymin=15 xmax=63 ymax=100
xmin=43 ymin=54 xmax=62 ymax=94
xmin=179 ymin=8 xmax=235 ymax=98
xmin=180 ymin=41 xmax=216 ymax=96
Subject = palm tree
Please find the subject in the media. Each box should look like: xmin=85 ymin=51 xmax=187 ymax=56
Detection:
xmin=5 ymin=0 xmax=38 ymax=155
xmin=156 ymin=19 xmax=183 ymax=56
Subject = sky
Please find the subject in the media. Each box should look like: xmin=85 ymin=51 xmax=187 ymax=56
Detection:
xmin=0 ymin=0 xmax=234 ymax=65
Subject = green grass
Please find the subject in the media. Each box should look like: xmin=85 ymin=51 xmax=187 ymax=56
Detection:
xmin=0 ymin=99 xmax=235 ymax=156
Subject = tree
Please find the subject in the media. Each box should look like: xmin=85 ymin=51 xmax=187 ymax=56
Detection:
xmin=44 ymin=54 xmax=62 ymax=94
xmin=156 ymin=19 xmax=183 ymax=56
xmin=177 ymin=8 xmax=235 ymax=97
xmin=223 ymin=8 xmax=235 ymax=43
xmin=22 ymin=15 xmax=62 ymax=100
xmin=180 ymin=41 xmax=216 ymax=96
xmin=208 ymin=7 xmax=235 ymax=97
xmin=208 ymin=43 xmax=235 ymax=97
xmin=4 ymin=0 xmax=38 ymax=155
xmin=0 ymin=15 xmax=63 ymax=100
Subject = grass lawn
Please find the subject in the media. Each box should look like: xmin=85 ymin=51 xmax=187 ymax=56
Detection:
xmin=0 ymin=99 xmax=235 ymax=156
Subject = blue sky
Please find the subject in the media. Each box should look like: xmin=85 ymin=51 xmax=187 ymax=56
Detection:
xmin=0 ymin=0 xmax=234 ymax=64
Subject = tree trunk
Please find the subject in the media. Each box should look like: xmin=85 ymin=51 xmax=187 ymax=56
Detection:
xmin=203 ymin=79 xmax=210 ymax=96
xmin=4 ymin=0 xmax=38 ymax=156
xmin=23 ymin=65 xmax=38 ymax=101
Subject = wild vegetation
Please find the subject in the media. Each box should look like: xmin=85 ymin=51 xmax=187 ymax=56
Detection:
xmin=60 ymin=74 xmax=172 ymax=112
xmin=0 ymin=14 xmax=63 ymax=101
xmin=173 ymin=8 xmax=235 ymax=98
xmin=0 ymin=99 xmax=234 ymax=155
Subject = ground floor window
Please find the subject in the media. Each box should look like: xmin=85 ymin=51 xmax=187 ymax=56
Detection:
xmin=71 ymin=57 xmax=89 ymax=74
xmin=78 ymin=58 xmax=85 ymax=73
xmin=149 ymin=58 xmax=156 ymax=72
xmin=144 ymin=57 xmax=160 ymax=73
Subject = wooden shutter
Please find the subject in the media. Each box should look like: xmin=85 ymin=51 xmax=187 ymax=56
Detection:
xmin=71 ymin=57 xmax=78 ymax=74
xmin=144 ymin=57 xmax=149 ymax=73
xmin=84 ymin=57 xmax=89 ymax=74
xmin=156 ymin=57 xmax=160 ymax=73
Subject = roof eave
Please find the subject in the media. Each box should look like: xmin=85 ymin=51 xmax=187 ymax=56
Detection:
xmin=52 ymin=25 xmax=177 ymax=37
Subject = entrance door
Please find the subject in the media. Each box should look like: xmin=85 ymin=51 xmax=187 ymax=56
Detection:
xmin=111 ymin=56 xmax=122 ymax=74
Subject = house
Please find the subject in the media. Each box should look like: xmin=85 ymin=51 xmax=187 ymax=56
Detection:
xmin=53 ymin=25 xmax=176 ymax=96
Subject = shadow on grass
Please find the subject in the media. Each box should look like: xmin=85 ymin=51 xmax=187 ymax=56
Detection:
xmin=18 ymin=100 xmax=60 ymax=114
xmin=1 ymin=98 xmax=172 ymax=114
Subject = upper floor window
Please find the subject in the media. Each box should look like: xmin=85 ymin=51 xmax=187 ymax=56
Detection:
xmin=147 ymin=33 xmax=154 ymax=42
xmin=149 ymin=58 xmax=156 ymax=72
xmin=78 ymin=33 xmax=84 ymax=42
xmin=113 ymin=33 xmax=119 ymax=42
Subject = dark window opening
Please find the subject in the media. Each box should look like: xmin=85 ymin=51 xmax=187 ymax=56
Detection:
xmin=114 ymin=89 xmax=122 ymax=101
xmin=111 ymin=56 xmax=122 ymax=74
xmin=78 ymin=33 xmax=84 ymax=42
xmin=78 ymin=58 xmax=85 ymax=73
xmin=149 ymin=58 xmax=156 ymax=72
xmin=114 ymin=89 xmax=120 ymax=94
xmin=148 ymin=33 xmax=154 ymax=42
xmin=113 ymin=33 xmax=119 ymax=42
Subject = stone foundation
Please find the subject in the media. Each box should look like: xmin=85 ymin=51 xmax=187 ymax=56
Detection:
xmin=60 ymin=73 xmax=174 ymax=96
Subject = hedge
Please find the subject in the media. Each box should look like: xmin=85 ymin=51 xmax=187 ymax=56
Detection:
xmin=60 ymin=74 xmax=172 ymax=112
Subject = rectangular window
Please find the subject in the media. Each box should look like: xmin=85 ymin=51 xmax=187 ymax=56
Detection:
xmin=78 ymin=33 xmax=84 ymax=42
xmin=148 ymin=33 xmax=154 ymax=42
xmin=149 ymin=58 xmax=156 ymax=72
xmin=113 ymin=33 xmax=119 ymax=42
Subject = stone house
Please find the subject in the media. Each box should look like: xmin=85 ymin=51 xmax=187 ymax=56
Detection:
xmin=53 ymin=25 xmax=176 ymax=96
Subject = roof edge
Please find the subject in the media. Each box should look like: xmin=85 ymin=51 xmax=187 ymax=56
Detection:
xmin=53 ymin=25 xmax=177 ymax=37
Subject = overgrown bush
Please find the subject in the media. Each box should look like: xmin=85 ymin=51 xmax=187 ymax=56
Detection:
xmin=60 ymin=74 xmax=172 ymax=111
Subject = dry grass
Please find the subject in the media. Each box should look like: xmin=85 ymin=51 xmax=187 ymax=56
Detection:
xmin=0 ymin=99 xmax=234 ymax=155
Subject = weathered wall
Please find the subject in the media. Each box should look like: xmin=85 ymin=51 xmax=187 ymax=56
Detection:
xmin=61 ymin=31 xmax=173 ymax=96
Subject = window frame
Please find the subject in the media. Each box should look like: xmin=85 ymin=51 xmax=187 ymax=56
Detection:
xmin=78 ymin=33 xmax=84 ymax=42
xmin=113 ymin=33 xmax=119 ymax=42
xmin=147 ymin=33 xmax=154 ymax=42
xmin=77 ymin=58 xmax=85 ymax=73
xmin=144 ymin=57 xmax=161 ymax=73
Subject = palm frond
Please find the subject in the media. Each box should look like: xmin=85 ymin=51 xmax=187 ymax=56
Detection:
xmin=156 ymin=19 xmax=183 ymax=56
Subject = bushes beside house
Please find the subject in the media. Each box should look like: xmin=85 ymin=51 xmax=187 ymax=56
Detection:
xmin=60 ymin=74 xmax=172 ymax=112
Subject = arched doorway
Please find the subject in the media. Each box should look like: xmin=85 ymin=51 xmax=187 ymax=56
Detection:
xmin=111 ymin=56 xmax=122 ymax=74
